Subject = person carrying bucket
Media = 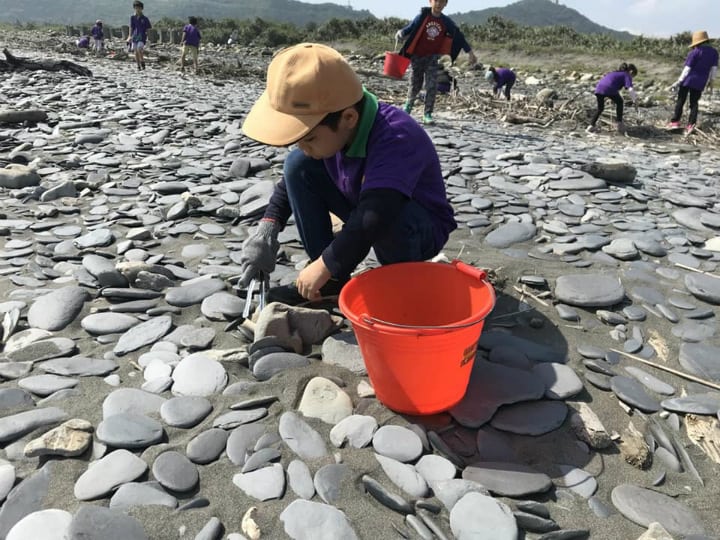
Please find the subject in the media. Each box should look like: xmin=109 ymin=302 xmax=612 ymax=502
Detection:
xmin=667 ymin=30 xmax=718 ymax=136
xmin=238 ymin=43 xmax=457 ymax=305
xmin=395 ymin=0 xmax=477 ymax=124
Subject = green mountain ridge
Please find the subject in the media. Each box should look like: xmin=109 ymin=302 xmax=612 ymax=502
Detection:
xmin=451 ymin=0 xmax=634 ymax=40
xmin=0 ymin=0 xmax=632 ymax=42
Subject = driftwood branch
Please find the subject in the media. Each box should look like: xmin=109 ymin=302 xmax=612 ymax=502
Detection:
xmin=1 ymin=48 xmax=92 ymax=77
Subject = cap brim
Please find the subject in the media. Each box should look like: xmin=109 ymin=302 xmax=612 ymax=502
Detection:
xmin=242 ymin=90 xmax=325 ymax=146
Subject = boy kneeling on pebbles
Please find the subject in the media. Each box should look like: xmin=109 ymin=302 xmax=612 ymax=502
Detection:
xmin=238 ymin=43 xmax=457 ymax=305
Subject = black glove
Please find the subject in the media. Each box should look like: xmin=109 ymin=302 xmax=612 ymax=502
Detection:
xmin=239 ymin=219 xmax=280 ymax=288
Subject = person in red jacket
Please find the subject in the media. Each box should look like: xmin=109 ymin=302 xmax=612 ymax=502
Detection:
xmin=396 ymin=0 xmax=477 ymax=124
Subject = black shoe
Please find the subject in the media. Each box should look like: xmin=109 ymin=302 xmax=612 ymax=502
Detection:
xmin=266 ymin=278 xmax=347 ymax=307
xmin=141 ymin=62 xmax=146 ymax=70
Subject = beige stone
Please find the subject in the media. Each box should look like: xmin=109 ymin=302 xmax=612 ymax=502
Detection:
xmin=619 ymin=421 xmax=652 ymax=469
xmin=636 ymin=522 xmax=674 ymax=540
xmin=24 ymin=419 xmax=93 ymax=458
xmin=254 ymin=302 xmax=342 ymax=354
xmin=298 ymin=377 xmax=353 ymax=424
xmin=569 ymin=402 xmax=612 ymax=449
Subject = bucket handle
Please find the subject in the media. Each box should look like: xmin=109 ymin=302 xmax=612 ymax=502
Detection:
xmin=359 ymin=262 xmax=495 ymax=333
xmin=360 ymin=314 xmax=487 ymax=331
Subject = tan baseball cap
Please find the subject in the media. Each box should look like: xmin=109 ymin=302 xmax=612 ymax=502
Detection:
xmin=242 ymin=43 xmax=364 ymax=146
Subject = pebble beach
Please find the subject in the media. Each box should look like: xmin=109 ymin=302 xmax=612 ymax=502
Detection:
xmin=1 ymin=36 xmax=720 ymax=540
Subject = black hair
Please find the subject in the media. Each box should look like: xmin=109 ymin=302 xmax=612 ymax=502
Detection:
xmin=317 ymin=95 xmax=366 ymax=131
xmin=189 ymin=16 xmax=198 ymax=25
xmin=618 ymin=62 xmax=637 ymax=76
xmin=133 ymin=1 xmax=144 ymax=8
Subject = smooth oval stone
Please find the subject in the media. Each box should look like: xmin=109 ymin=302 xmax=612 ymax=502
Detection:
xmin=96 ymin=413 xmax=164 ymax=449
xmin=67 ymin=506 xmax=148 ymax=540
xmin=113 ymin=316 xmax=173 ymax=356
xmin=375 ymin=454 xmax=429 ymax=498
xmin=685 ymin=273 xmax=720 ymax=304
xmin=485 ymin=222 xmax=536 ymax=249
xmin=241 ymin=447 xmax=281 ymax=473
xmin=27 ymin=286 xmax=89 ymax=331
xmin=532 ymin=363 xmax=583 ymax=399
xmin=102 ymin=388 xmax=166 ymax=418
xmin=313 ymin=463 xmax=351 ymax=504
xmin=610 ymin=376 xmax=661 ymax=412
xmin=463 ymin=462 xmax=552 ymax=497
xmin=624 ymin=366 xmax=675 ymax=396
xmin=415 ymin=455 xmax=456 ymax=485
xmin=622 ymin=305 xmax=647 ymax=321
xmin=38 ymin=356 xmax=118 ymax=377
xmin=7 ymin=509 xmax=72 ymax=540
xmin=233 ymin=462 xmax=285 ymax=501
xmin=252 ymin=352 xmax=311 ymax=381
xmin=661 ymin=394 xmax=720 ymax=415
xmin=554 ymin=274 xmax=625 ymax=307
xmin=81 ymin=313 xmax=139 ymax=335
xmin=372 ymin=425 xmax=423 ymax=462
xmin=491 ymin=401 xmax=568 ymax=436
xmin=74 ymin=449 xmax=148 ymax=500
xmin=287 ymin=459 xmax=315 ymax=499
xmin=554 ymin=465 xmax=597 ymax=498
xmin=186 ymin=428 xmax=229 ymax=465
xmin=152 ymin=451 xmax=199 ymax=492
xmin=109 ymin=483 xmax=178 ymax=509
xmin=160 ymin=396 xmax=212 ymax=428
xmin=212 ymin=408 xmax=267 ymax=429
xmin=165 ymin=278 xmax=226 ymax=307
xmin=6 ymin=336 xmax=77 ymax=364
xmin=200 ymin=291 xmax=246 ymax=320
xmin=450 ymin=492 xmax=518 ymax=540
xmin=171 ymin=353 xmax=227 ymax=396
xmin=280 ymin=499 xmax=358 ymax=540
xmin=17 ymin=374 xmax=78 ymax=397
xmin=279 ymin=412 xmax=327 ymax=460
xmin=226 ymin=424 xmax=267 ymax=466
xmin=611 ymin=484 xmax=706 ymax=536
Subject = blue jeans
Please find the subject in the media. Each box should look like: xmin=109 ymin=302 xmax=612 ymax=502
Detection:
xmin=283 ymin=148 xmax=439 ymax=277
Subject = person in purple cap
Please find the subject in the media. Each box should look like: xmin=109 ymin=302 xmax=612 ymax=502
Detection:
xmin=127 ymin=1 xmax=152 ymax=71
xmin=668 ymin=30 xmax=718 ymax=135
xmin=485 ymin=66 xmax=516 ymax=101
xmin=586 ymin=62 xmax=638 ymax=134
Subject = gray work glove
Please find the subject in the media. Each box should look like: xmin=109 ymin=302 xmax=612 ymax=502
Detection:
xmin=239 ymin=219 xmax=280 ymax=288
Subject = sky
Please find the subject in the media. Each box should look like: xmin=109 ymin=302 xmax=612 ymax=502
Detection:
xmin=305 ymin=1 xmax=720 ymax=37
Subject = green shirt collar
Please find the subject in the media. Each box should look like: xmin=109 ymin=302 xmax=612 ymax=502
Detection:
xmin=345 ymin=88 xmax=378 ymax=159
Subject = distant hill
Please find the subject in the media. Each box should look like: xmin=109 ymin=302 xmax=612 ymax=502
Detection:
xmin=451 ymin=0 xmax=634 ymax=41
xmin=0 ymin=0 xmax=374 ymax=26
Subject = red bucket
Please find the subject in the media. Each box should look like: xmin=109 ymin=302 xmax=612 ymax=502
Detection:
xmin=339 ymin=260 xmax=496 ymax=415
xmin=383 ymin=51 xmax=411 ymax=79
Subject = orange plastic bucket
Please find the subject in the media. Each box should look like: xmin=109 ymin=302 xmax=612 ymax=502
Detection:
xmin=383 ymin=52 xmax=411 ymax=79
xmin=339 ymin=260 xmax=496 ymax=415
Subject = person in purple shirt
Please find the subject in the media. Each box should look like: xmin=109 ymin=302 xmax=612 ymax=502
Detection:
xmin=586 ymin=62 xmax=638 ymax=134
xmin=127 ymin=1 xmax=152 ymax=71
xmin=238 ymin=43 xmax=457 ymax=304
xmin=485 ymin=66 xmax=516 ymax=101
xmin=180 ymin=16 xmax=201 ymax=74
xmin=668 ymin=30 xmax=718 ymax=135
xmin=91 ymin=20 xmax=104 ymax=53
xmin=76 ymin=36 xmax=90 ymax=49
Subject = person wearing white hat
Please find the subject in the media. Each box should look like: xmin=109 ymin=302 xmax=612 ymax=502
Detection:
xmin=668 ymin=30 xmax=718 ymax=135
xmin=91 ymin=20 xmax=104 ymax=53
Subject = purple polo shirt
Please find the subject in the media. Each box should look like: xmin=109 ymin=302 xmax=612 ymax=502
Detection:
xmin=495 ymin=68 xmax=516 ymax=88
xmin=91 ymin=25 xmax=103 ymax=40
xmin=130 ymin=14 xmax=152 ymax=43
xmin=322 ymin=101 xmax=456 ymax=250
xmin=595 ymin=71 xmax=633 ymax=96
xmin=683 ymin=45 xmax=719 ymax=91
xmin=183 ymin=24 xmax=201 ymax=47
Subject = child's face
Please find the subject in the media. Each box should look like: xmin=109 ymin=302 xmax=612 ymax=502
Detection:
xmin=133 ymin=4 xmax=142 ymax=13
xmin=295 ymin=110 xmax=358 ymax=159
xmin=430 ymin=0 xmax=447 ymax=16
